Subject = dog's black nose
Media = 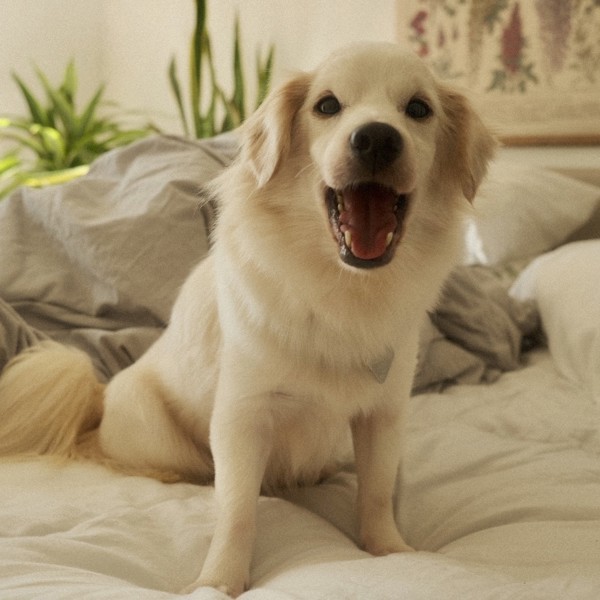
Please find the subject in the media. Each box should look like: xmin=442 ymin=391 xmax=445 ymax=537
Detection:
xmin=350 ymin=122 xmax=403 ymax=173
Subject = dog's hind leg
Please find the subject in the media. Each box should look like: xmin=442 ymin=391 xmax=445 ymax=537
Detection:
xmin=99 ymin=365 xmax=213 ymax=482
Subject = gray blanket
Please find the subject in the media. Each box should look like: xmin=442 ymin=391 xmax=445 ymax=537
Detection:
xmin=0 ymin=135 xmax=538 ymax=391
xmin=0 ymin=135 xmax=236 ymax=380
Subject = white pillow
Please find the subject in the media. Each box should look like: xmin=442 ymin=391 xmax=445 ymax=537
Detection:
xmin=510 ymin=240 xmax=600 ymax=399
xmin=468 ymin=159 xmax=600 ymax=264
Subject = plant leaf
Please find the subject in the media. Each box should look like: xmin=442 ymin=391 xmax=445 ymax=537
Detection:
xmin=0 ymin=152 xmax=21 ymax=176
xmin=77 ymin=84 xmax=105 ymax=138
xmin=190 ymin=0 xmax=207 ymax=138
xmin=32 ymin=125 xmax=67 ymax=168
xmin=168 ymin=58 xmax=189 ymax=136
xmin=256 ymin=45 xmax=275 ymax=109
xmin=61 ymin=60 xmax=78 ymax=105
xmin=219 ymin=90 xmax=242 ymax=132
xmin=11 ymin=73 xmax=50 ymax=126
xmin=35 ymin=67 xmax=78 ymax=143
xmin=203 ymin=33 xmax=222 ymax=136
xmin=21 ymin=165 xmax=89 ymax=188
xmin=0 ymin=129 xmax=47 ymax=157
xmin=231 ymin=15 xmax=245 ymax=122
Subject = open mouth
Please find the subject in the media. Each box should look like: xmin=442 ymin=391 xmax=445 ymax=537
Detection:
xmin=326 ymin=183 xmax=410 ymax=269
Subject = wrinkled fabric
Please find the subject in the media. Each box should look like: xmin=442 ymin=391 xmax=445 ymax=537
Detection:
xmin=0 ymin=134 xmax=237 ymax=378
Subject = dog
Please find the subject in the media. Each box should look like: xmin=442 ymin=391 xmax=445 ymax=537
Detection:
xmin=0 ymin=42 xmax=495 ymax=596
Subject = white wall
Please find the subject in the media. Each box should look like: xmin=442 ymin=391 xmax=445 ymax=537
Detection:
xmin=100 ymin=0 xmax=196 ymax=131
xmin=101 ymin=0 xmax=399 ymax=131
xmin=2 ymin=1 xmax=599 ymax=176
xmin=0 ymin=1 xmax=104 ymax=116
xmin=1 ymin=0 xmax=398 ymax=134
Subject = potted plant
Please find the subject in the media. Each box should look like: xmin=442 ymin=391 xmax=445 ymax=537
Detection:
xmin=0 ymin=1 xmax=275 ymax=199
xmin=0 ymin=61 xmax=154 ymax=198
xmin=168 ymin=0 xmax=274 ymax=138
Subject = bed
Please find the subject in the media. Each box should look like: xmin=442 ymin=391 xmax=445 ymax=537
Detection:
xmin=0 ymin=134 xmax=599 ymax=599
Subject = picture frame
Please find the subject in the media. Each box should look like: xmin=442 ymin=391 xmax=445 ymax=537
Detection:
xmin=396 ymin=0 xmax=600 ymax=145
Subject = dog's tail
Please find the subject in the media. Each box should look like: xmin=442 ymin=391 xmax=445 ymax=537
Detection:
xmin=0 ymin=341 xmax=103 ymax=458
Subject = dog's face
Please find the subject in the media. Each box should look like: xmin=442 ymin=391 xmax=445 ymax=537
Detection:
xmin=242 ymin=42 xmax=495 ymax=271
xmin=303 ymin=46 xmax=445 ymax=269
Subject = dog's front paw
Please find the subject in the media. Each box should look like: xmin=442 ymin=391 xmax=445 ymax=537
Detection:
xmin=181 ymin=576 xmax=247 ymax=598
xmin=181 ymin=560 xmax=249 ymax=598
xmin=361 ymin=528 xmax=415 ymax=556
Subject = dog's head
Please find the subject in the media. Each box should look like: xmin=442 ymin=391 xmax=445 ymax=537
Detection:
xmin=241 ymin=42 xmax=495 ymax=271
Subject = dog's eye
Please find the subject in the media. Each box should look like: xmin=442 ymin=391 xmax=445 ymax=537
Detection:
xmin=406 ymin=98 xmax=432 ymax=120
xmin=314 ymin=95 xmax=342 ymax=116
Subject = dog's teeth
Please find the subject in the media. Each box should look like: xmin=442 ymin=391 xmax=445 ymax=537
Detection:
xmin=344 ymin=230 xmax=352 ymax=248
xmin=386 ymin=232 xmax=394 ymax=248
xmin=337 ymin=203 xmax=344 ymax=213
xmin=336 ymin=191 xmax=345 ymax=211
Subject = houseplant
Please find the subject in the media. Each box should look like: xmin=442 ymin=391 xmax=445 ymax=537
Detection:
xmin=1 ymin=1 xmax=275 ymax=199
xmin=168 ymin=0 xmax=274 ymax=138
xmin=0 ymin=61 xmax=153 ymax=199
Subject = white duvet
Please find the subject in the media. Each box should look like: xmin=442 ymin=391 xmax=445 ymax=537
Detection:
xmin=1 ymin=137 xmax=599 ymax=599
xmin=1 ymin=349 xmax=598 ymax=599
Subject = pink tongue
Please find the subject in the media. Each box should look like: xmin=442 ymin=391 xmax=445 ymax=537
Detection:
xmin=339 ymin=184 xmax=397 ymax=260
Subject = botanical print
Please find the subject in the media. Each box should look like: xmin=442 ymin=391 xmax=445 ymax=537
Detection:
xmin=536 ymin=0 xmax=573 ymax=77
xmin=488 ymin=2 xmax=538 ymax=93
xmin=399 ymin=0 xmax=600 ymax=143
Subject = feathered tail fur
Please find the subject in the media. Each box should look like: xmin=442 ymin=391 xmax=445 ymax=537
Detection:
xmin=0 ymin=342 xmax=103 ymax=458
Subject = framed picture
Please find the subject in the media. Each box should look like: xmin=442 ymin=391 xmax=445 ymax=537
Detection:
xmin=396 ymin=0 xmax=600 ymax=145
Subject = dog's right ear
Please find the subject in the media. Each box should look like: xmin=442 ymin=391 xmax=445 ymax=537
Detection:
xmin=436 ymin=84 xmax=497 ymax=202
xmin=242 ymin=73 xmax=311 ymax=187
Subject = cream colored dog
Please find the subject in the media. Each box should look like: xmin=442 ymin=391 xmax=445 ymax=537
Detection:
xmin=0 ymin=42 xmax=495 ymax=596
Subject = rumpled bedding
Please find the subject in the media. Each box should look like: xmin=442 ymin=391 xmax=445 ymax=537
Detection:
xmin=1 ymin=349 xmax=599 ymax=599
xmin=1 ymin=135 xmax=599 ymax=599
xmin=0 ymin=135 xmax=235 ymax=379
xmin=0 ymin=135 xmax=537 ymax=389
xmin=415 ymin=262 xmax=539 ymax=392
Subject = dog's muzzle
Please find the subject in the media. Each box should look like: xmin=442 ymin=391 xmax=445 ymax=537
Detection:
xmin=325 ymin=123 xmax=410 ymax=270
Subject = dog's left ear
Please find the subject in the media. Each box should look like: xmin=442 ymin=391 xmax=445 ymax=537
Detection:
xmin=436 ymin=85 xmax=497 ymax=202
xmin=242 ymin=73 xmax=312 ymax=187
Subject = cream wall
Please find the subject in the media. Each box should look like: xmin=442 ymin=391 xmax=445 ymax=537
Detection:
xmin=101 ymin=0 xmax=399 ymax=130
xmin=2 ymin=1 xmax=599 ymax=172
xmin=1 ymin=0 xmax=398 ymax=133
xmin=1 ymin=1 xmax=103 ymax=118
